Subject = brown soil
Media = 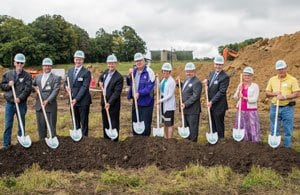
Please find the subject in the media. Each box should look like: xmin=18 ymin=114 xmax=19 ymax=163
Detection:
xmin=0 ymin=136 xmax=299 ymax=176
xmin=173 ymin=31 xmax=300 ymax=112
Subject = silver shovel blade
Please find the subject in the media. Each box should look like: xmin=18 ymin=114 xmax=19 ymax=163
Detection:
xmin=133 ymin=121 xmax=145 ymax=134
xmin=153 ymin=127 xmax=164 ymax=137
xmin=45 ymin=136 xmax=59 ymax=149
xmin=206 ymin=132 xmax=218 ymax=145
xmin=178 ymin=127 xmax=190 ymax=138
xmin=17 ymin=135 xmax=32 ymax=148
xmin=70 ymin=128 xmax=82 ymax=142
xmin=268 ymin=135 xmax=281 ymax=148
xmin=105 ymin=128 xmax=118 ymax=140
xmin=232 ymin=128 xmax=245 ymax=142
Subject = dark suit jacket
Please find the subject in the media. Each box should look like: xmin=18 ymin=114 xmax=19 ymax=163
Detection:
xmin=99 ymin=69 xmax=124 ymax=114
xmin=33 ymin=73 xmax=61 ymax=112
xmin=66 ymin=66 xmax=92 ymax=106
xmin=182 ymin=76 xmax=202 ymax=115
xmin=208 ymin=70 xmax=230 ymax=112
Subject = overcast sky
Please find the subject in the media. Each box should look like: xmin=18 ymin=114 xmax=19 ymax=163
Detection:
xmin=1 ymin=0 xmax=299 ymax=58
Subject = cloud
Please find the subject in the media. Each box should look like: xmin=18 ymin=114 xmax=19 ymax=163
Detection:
xmin=1 ymin=0 xmax=299 ymax=58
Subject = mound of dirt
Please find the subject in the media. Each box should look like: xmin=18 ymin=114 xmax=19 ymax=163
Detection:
xmin=0 ymin=136 xmax=299 ymax=176
xmin=172 ymin=31 xmax=300 ymax=111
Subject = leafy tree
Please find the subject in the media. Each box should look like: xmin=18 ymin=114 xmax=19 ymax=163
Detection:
xmin=0 ymin=16 xmax=35 ymax=67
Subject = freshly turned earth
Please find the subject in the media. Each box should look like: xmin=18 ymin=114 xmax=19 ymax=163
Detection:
xmin=0 ymin=136 xmax=299 ymax=176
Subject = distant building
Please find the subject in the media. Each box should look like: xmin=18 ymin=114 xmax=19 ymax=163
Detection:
xmin=150 ymin=50 xmax=193 ymax=61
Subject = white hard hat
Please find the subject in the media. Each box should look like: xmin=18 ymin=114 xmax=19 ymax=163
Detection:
xmin=42 ymin=58 xmax=53 ymax=66
xmin=14 ymin=53 xmax=26 ymax=63
xmin=106 ymin=54 xmax=118 ymax=63
xmin=162 ymin=63 xmax=172 ymax=71
xmin=185 ymin=62 xmax=195 ymax=70
xmin=144 ymin=51 xmax=152 ymax=60
xmin=243 ymin=66 xmax=254 ymax=74
xmin=134 ymin=52 xmax=144 ymax=61
xmin=214 ymin=55 xmax=224 ymax=64
xmin=275 ymin=60 xmax=287 ymax=70
xmin=74 ymin=50 xmax=85 ymax=58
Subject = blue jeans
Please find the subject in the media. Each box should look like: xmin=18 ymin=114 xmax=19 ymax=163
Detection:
xmin=270 ymin=104 xmax=294 ymax=147
xmin=3 ymin=102 xmax=27 ymax=147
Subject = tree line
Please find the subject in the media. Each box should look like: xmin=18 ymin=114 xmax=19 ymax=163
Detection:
xmin=0 ymin=14 xmax=146 ymax=67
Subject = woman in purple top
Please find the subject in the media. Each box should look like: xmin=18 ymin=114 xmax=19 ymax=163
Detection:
xmin=233 ymin=67 xmax=260 ymax=142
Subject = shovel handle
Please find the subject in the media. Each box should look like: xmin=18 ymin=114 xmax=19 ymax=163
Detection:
xmin=99 ymin=83 xmax=113 ymax=129
xmin=237 ymin=73 xmax=243 ymax=130
xmin=178 ymin=79 xmax=185 ymax=127
xmin=273 ymin=79 xmax=282 ymax=136
xmin=11 ymin=85 xmax=25 ymax=137
xmin=205 ymin=84 xmax=213 ymax=133
xmin=131 ymin=72 xmax=140 ymax=122
xmin=36 ymin=86 xmax=53 ymax=138
xmin=156 ymin=76 xmax=160 ymax=128
xmin=67 ymin=77 xmax=77 ymax=130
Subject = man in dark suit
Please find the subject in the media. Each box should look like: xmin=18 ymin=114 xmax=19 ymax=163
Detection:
xmin=204 ymin=56 xmax=230 ymax=139
xmin=66 ymin=50 xmax=92 ymax=136
xmin=179 ymin=62 xmax=202 ymax=142
xmin=98 ymin=54 xmax=124 ymax=141
xmin=33 ymin=58 xmax=61 ymax=140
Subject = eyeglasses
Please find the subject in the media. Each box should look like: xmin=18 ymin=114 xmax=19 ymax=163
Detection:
xmin=16 ymin=62 xmax=24 ymax=65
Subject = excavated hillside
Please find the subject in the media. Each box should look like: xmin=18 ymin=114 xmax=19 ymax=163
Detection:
xmin=173 ymin=31 xmax=300 ymax=111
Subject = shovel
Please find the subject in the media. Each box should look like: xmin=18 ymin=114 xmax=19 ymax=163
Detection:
xmin=232 ymin=74 xmax=245 ymax=142
xmin=205 ymin=84 xmax=218 ymax=144
xmin=268 ymin=98 xmax=281 ymax=148
xmin=11 ymin=85 xmax=32 ymax=148
xmin=99 ymin=83 xmax=118 ymax=140
xmin=36 ymin=86 xmax=59 ymax=149
xmin=67 ymin=77 xmax=82 ymax=142
xmin=153 ymin=76 xmax=164 ymax=137
xmin=131 ymin=72 xmax=145 ymax=134
xmin=177 ymin=79 xmax=190 ymax=138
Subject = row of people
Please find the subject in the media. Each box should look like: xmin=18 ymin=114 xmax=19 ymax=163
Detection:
xmin=1 ymin=51 xmax=299 ymax=149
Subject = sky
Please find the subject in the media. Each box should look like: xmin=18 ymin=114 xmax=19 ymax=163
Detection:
xmin=1 ymin=0 xmax=300 ymax=58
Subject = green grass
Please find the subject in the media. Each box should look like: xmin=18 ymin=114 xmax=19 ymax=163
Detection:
xmin=0 ymin=164 xmax=299 ymax=194
xmin=240 ymin=166 xmax=283 ymax=191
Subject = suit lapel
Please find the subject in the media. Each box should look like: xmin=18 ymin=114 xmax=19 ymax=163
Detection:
xmin=183 ymin=77 xmax=194 ymax=92
xmin=43 ymin=73 xmax=53 ymax=90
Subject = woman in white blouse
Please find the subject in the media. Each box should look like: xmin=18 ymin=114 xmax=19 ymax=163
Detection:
xmin=158 ymin=63 xmax=176 ymax=138
xmin=233 ymin=66 xmax=260 ymax=142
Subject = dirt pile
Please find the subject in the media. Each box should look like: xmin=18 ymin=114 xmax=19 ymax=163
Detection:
xmin=0 ymin=136 xmax=299 ymax=176
xmin=173 ymin=31 xmax=300 ymax=111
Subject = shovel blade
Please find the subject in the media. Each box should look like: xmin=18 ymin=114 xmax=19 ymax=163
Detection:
xmin=232 ymin=128 xmax=245 ymax=142
xmin=70 ymin=128 xmax=82 ymax=142
xmin=178 ymin=127 xmax=190 ymax=138
xmin=206 ymin=132 xmax=218 ymax=145
xmin=133 ymin=121 xmax=145 ymax=134
xmin=153 ymin=127 xmax=164 ymax=137
xmin=45 ymin=136 xmax=59 ymax=149
xmin=268 ymin=134 xmax=281 ymax=148
xmin=17 ymin=135 xmax=32 ymax=148
xmin=105 ymin=128 xmax=118 ymax=140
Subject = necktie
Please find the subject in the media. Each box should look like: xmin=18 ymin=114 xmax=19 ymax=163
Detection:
xmin=73 ymin=68 xmax=78 ymax=82
xmin=41 ymin=74 xmax=47 ymax=88
xmin=182 ymin=79 xmax=190 ymax=91
xmin=209 ymin=72 xmax=218 ymax=87
xmin=104 ymin=72 xmax=112 ymax=94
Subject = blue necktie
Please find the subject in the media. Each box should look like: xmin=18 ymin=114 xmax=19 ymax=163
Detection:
xmin=73 ymin=68 xmax=78 ymax=82
xmin=209 ymin=72 xmax=218 ymax=87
